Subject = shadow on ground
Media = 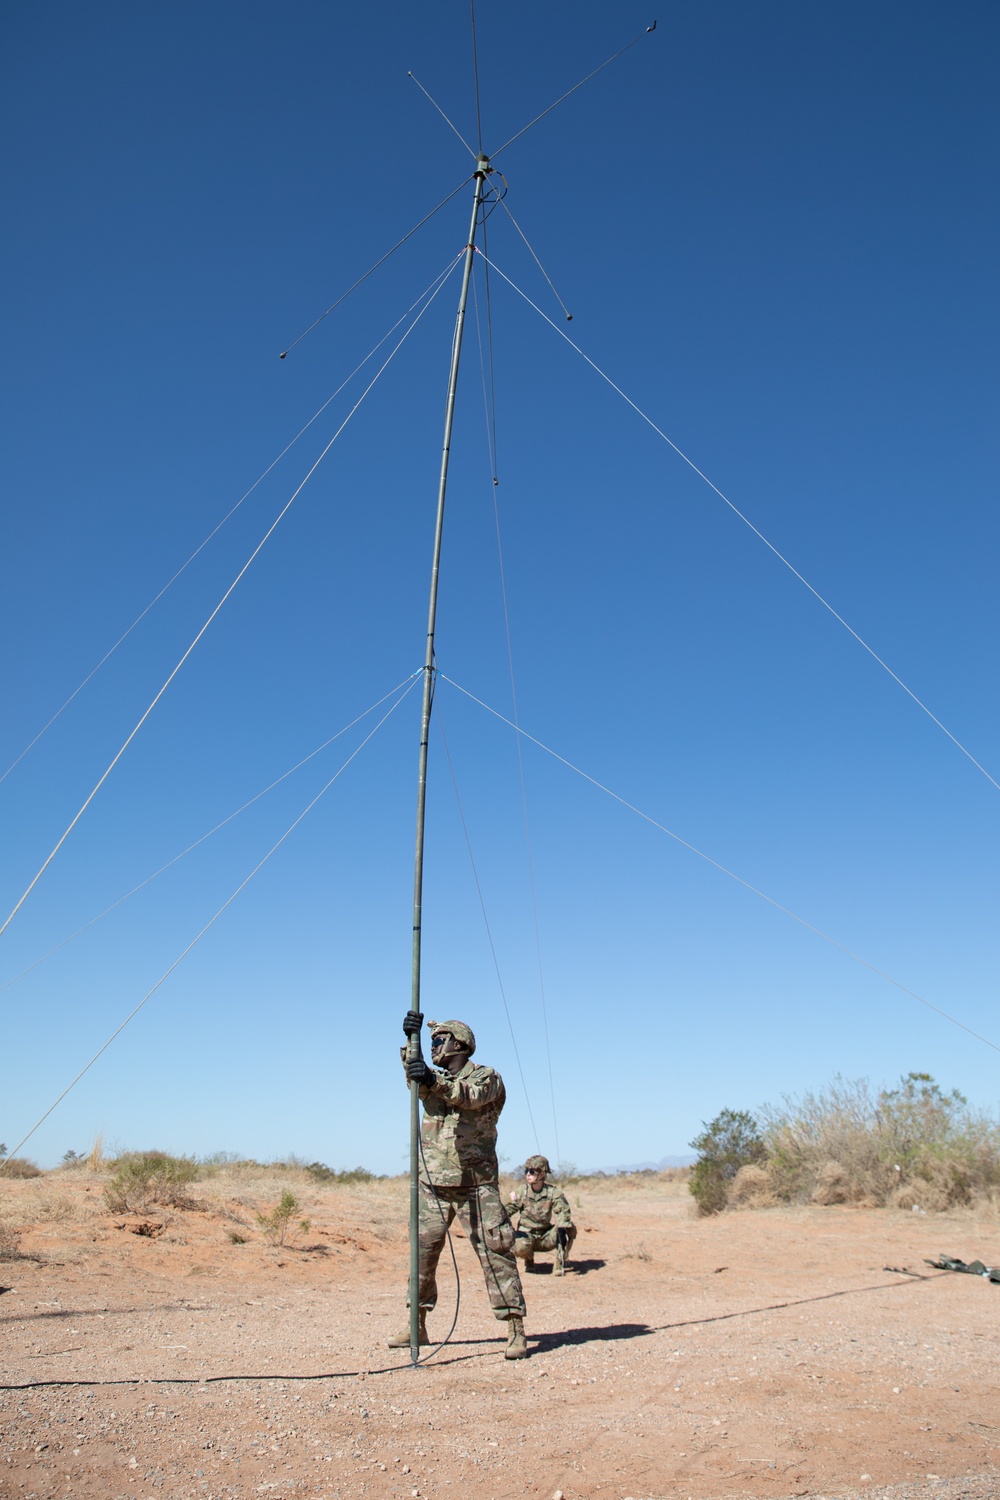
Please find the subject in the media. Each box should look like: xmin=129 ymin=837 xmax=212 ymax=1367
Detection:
xmin=530 ymin=1322 xmax=654 ymax=1352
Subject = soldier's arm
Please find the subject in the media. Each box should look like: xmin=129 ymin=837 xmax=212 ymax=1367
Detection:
xmin=428 ymin=1065 xmax=504 ymax=1110
xmin=550 ymin=1187 xmax=573 ymax=1228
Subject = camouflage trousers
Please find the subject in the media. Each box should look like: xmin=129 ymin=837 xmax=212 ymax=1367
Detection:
xmin=514 ymin=1223 xmax=577 ymax=1258
xmin=411 ymin=1180 xmax=525 ymax=1321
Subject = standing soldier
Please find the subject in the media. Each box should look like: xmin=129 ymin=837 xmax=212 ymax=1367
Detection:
xmin=388 ymin=1015 xmax=528 ymax=1359
xmin=510 ymin=1155 xmax=577 ymax=1275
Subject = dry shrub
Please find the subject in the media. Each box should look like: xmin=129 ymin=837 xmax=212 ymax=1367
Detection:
xmin=760 ymin=1074 xmax=1000 ymax=1211
xmin=811 ymin=1160 xmax=850 ymax=1205
xmin=104 ymin=1152 xmax=199 ymax=1213
xmin=0 ymin=1158 xmax=42 ymax=1179
xmin=728 ymin=1164 xmax=776 ymax=1208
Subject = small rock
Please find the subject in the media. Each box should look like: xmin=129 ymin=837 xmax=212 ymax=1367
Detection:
xmin=553 ymin=1491 xmax=565 ymax=1500
xmin=402 ymin=1464 xmax=410 ymax=1473
xmin=860 ymin=1476 xmax=872 ymax=1483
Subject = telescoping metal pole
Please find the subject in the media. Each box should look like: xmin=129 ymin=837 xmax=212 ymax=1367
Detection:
xmin=406 ymin=157 xmax=490 ymax=1365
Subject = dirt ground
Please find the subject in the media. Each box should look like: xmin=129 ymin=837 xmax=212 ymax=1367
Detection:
xmin=2 ymin=1170 xmax=999 ymax=1500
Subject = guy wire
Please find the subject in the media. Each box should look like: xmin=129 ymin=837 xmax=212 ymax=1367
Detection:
xmin=0 ymin=673 xmax=421 ymax=996
xmin=471 ymin=250 xmax=561 ymax=1163
xmin=478 ymin=248 xmax=1000 ymax=799
xmin=2 ymin=258 xmax=461 ymax=788
xmin=279 ymin=178 xmax=472 ymax=357
xmin=440 ymin=674 xmax=1000 ymax=1059
xmin=434 ymin=700 xmax=541 ymax=1151
xmin=0 ymin=678 xmax=421 ymax=1174
xmin=0 ymin=257 xmax=463 ymax=948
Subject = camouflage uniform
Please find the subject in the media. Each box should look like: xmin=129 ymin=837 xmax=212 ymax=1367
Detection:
xmin=403 ymin=1050 xmax=524 ymax=1321
xmin=511 ymin=1179 xmax=577 ymax=1262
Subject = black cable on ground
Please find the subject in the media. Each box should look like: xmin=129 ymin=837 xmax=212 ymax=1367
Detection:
xmin=0 ymin=1271 xmax=944 ymax=1393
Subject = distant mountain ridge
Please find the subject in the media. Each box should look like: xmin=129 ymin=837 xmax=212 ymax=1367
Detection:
xmin=581 ymin=1154 xmax=695 ymax=1175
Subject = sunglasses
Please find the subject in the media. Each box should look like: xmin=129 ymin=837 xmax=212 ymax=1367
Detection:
xmin=525 ymin=1168 xmax=546 ymax=1176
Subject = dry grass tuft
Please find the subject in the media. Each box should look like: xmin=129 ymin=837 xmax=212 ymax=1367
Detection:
xmin=729 ymin=1164 xmax=777 ymax=1209
xmin=85 ymin=1134 xmax=105 ymax=1172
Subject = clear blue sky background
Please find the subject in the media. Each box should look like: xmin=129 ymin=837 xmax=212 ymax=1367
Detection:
xmin=2 ymin=2 xmax=997 ymax=1174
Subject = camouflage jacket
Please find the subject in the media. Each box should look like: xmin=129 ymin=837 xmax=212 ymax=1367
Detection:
xmin=510 ymin=1181 xmax=572 ymax=1232
xmin=403 ymin=1055 xmax=506 ymax=1187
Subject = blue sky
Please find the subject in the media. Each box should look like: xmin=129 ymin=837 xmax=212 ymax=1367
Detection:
xmin=2 ymin=2 xmax=998 ymax=1173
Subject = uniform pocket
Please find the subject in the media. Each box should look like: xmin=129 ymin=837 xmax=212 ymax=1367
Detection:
xmin=484 ymin=1215 xmax=515 ymax=1254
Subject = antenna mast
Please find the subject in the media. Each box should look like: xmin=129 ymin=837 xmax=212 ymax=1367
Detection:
xmin=405 ymin=155 xmax=490 ymax=1363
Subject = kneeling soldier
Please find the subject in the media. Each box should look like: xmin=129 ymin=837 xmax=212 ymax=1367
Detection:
xmin=510 ymin=1155 xmax=577 ymax=1275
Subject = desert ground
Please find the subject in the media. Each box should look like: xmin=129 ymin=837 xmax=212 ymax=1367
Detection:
xmin=2 ymin=1168 xmax=999 ymax=1500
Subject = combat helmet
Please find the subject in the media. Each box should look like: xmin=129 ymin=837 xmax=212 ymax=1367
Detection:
xmin=427 ymin=1019 xmax=476 ymax=1056
xmin=524 ymin=1154 xmax=551 ymax=1174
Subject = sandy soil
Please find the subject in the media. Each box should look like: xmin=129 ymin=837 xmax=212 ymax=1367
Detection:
xmin=1 ymin=1170 xmax=999 ymax=1500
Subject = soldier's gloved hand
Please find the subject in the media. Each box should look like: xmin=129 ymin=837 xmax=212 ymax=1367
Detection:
xmin=405 ymin=1057 xmax=436 ymax=1087
xmin=402 ymin=1011 xmax=424 ymax=1038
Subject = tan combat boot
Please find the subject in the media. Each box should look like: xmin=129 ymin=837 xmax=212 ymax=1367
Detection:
xmin=386 ymin=1313 xmax=429 ymax=1349
xmin=504 ymin=1316 xmax=528 ymax=1359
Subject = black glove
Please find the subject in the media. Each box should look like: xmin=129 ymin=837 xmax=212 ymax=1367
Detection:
xmin=406 ymin=1057 xmax=436 ymax=1087
xmin=556 ymin=1227 xmax=569 ymax=1250
xmin=402 ymin=1011 xmax=424 ymax=1038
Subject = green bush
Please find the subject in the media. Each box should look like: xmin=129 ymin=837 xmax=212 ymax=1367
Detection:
xmin=688 ymin=1109 xmax=767 ymax=1215
xmin=103 ymin=1152 xmax=199 ymax=1213
xmin=255 ymin=1190 xmax=309 ymax=1246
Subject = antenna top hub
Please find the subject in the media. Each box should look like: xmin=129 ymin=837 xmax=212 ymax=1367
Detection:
xmin=475 ymin=153 xmax=491 ymax=175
